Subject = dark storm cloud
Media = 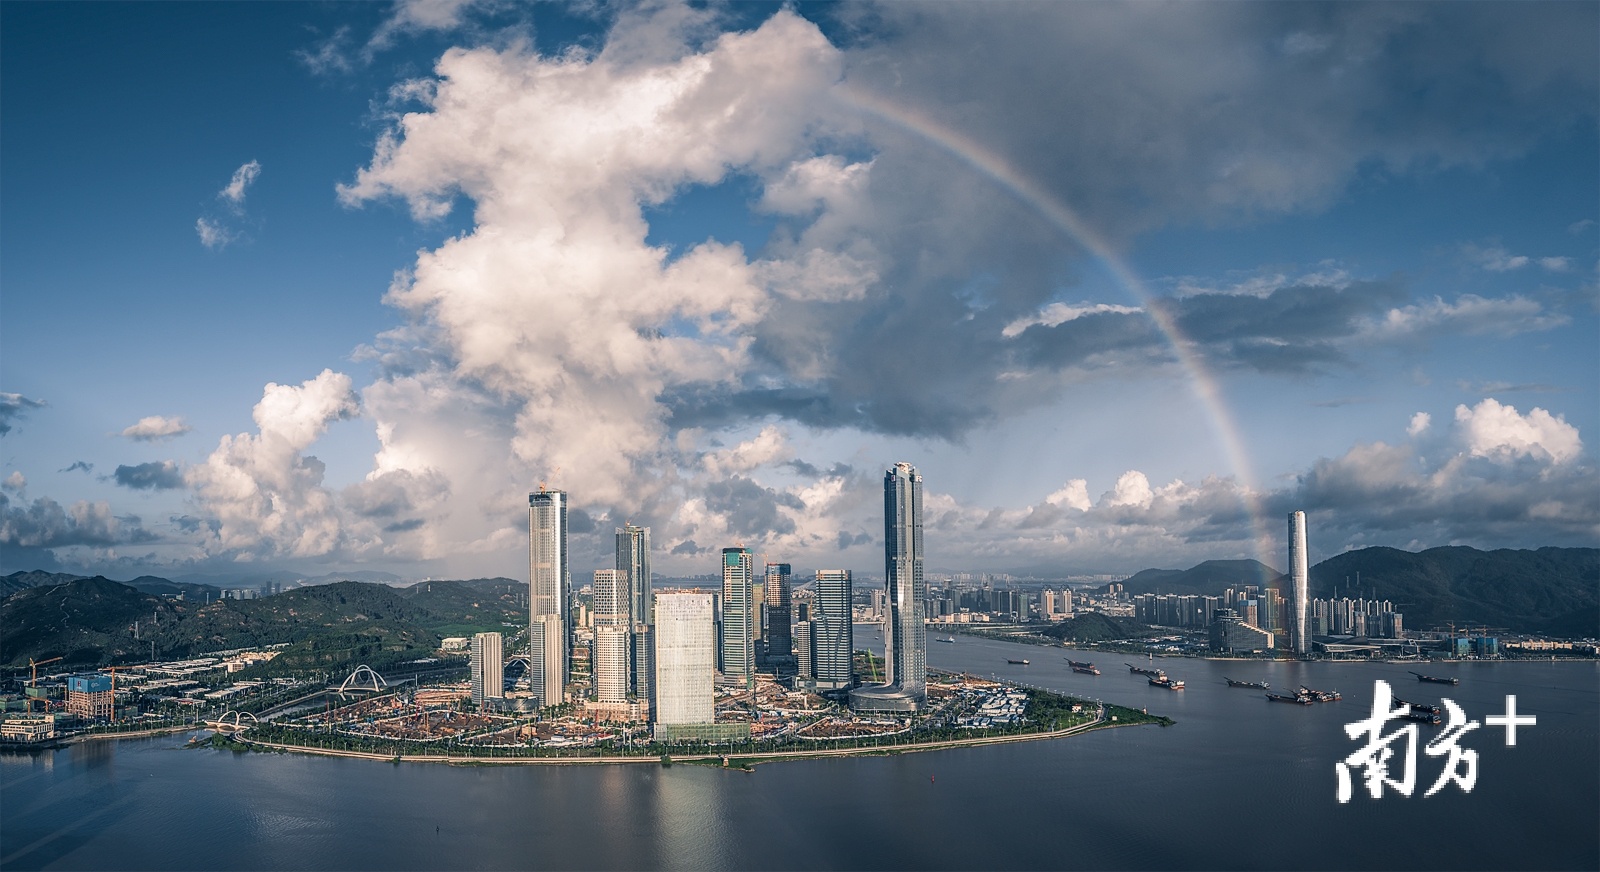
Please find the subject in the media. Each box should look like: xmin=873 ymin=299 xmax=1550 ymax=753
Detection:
xmin=113 ymin=461 xmax=185 ymax=491
xmin=383 ymin=518 xmax=426 ymax=533
xmin=568 ymin=508 xmax=596 ymax=534
xmin=59 ymin=461 xmax=94 ymax=474
xmin=0 ymin=392 xmax=45 ymax=435
xmin=0 ymin=492 xmax=156 ymax=548
xmin=836 ymin=530 xmax=872 ymax=550
xmin=671 ymin=539 xmax=705 ymax=556
xmin=1259 ymin=443 xmax=1600 ymax=546
xmin=703 ymin=476 xmax=803 ymax=536
xmin=670 ymin=3 xmax=1597 ymax=443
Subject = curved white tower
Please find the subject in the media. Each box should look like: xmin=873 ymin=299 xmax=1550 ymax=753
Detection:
xmin=1289 ymin=510 xmax=1309 ymax=656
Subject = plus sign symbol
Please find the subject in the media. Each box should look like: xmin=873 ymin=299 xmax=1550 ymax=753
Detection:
xmin=1485 ymin=695 xmax=1537 ymax=746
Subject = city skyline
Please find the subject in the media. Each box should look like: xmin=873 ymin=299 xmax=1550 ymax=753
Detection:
xmin=2 ymin=2 xmax=1595 ymax=584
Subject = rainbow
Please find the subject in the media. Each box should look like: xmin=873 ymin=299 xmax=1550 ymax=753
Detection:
xmin=839 ymin=85 xmax=1276 ymax=571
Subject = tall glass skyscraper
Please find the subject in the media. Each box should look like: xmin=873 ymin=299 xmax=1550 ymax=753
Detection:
xmin=616 ymin=524 xmax=651 ymax=626
xmin=720 ymin=547 xmax=755 ymax=689
xmin=812 ymin=569 xmax=853 ymax=687
xmin=528 ymin=488 xmax=569 ymax=706
xmin=1289 ymin=510 xmax=1310 ymax=656
xmin=850 ymin=463 xmax=925 ymax=712
xmin=883 ymin=462 xmax=926 ymax=701
xmin=615 ymin=524 xmax=653 ymax=703
xmin=764 ymin=562 xmax=792 ymax=663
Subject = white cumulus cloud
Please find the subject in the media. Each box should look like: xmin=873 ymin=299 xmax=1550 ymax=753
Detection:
xmin=1454 ymin=398 xmax=1582 ymax=464
xmin=1407 ymin=412 xmax=1431 ymax=437
xmin=188 ymin=369 xmax=361 ymax=558
xmin=120 ymin=415 xmax=191 ymax=442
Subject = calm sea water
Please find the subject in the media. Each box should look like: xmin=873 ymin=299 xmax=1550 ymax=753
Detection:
xmin=3 ymin=636 xmax=1595 ymax=871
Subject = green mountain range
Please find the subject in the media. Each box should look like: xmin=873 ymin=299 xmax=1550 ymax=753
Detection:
xmin=1116 ymin=546 xmax=1596 ymax=636
xmin=1 ymin=576 xmax=525 ymax=671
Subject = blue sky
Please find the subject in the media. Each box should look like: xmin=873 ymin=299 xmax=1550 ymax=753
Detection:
xmin=2 ymin=1 xmax=1595 ymax=583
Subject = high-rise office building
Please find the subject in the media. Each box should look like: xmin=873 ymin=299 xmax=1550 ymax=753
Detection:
xmin=593 ymin=569 xmax=630 ymax=627
xmin=528 ymin=614 xmax=564 ymax=708
xmin=794 ymin=620 xmax=814 ymax=679
xmin=616 ymin=524 xmax=652 ymax=626
xmin=470 ymin=631 xmax=504 ymax=709
xmin=591 ymin=568 xmax=631 ymax=704
xmin=1289 ymin=510 xmax=1310 ymax=656
xmin=851 ymin=463 xmax=925 ymax=711
xmin=529 ymin=489 xmax=570 ymax=695
xmin=764 ymin=562 xmax=792 ymax=663
xmin=654 ymin=591 xmax=715 ymax=731
xmin=593 ymin=625 xmax=631 ymax=703
xmin=813 ymin=569 xmax=854 ymax=687
xmin=720 ymin=547 xmax=755 ymax=688
xmin=616 ymin=524 xmax=654 ymax=701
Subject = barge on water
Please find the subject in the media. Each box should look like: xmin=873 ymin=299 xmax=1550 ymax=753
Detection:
xmin=1225 ymin=678 xmax=1269 ymax=689
xmin=1298 ymin=685 xmax=1342 ymax=702
xmin=1067 ymin=660 xmax=1100 ymax=675
xmin=1149 ymin=675 xmax=1184 ymax=690
xmin=1266 ymin=691 xmax=1314 ymax=705
xmin=1127 ymin=663 xmax=1164 ymax=678
xmin=1007 ymin=659 xmax=1030 ymax=665
xmin=1411 ymin=672 xmax=1459 ymax=685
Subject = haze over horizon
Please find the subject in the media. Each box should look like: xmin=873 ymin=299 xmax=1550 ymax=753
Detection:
xmin=3 ymin=2 xmax=1596 ymax=583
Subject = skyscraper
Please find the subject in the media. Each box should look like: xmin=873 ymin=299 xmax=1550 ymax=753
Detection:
xmin=529 ymin=488 xmax=569 ymax=705
xmin=851 ymin=462 xmax=925 ymax=711
xmin=593 ymin=625 xmax=631 ymax=704
xmin=616 ymin=524 xmax=651 ymax=626
xmin=592 ymin=569 xmax=631 ymax=704
xmin=528 ymin=614 xmax=563 ymax=708
xmin=720 ymin=547 xmax=755 ymax=689
xmin=812 ymin=569 xmax=853 ymax=688
xmin=764 ymin=562 xmax=792 ymax=664
xmin=592 ymin=569 xmax=630 ymax=628
xmin=654 ymin=590 xmax=715 ymax=736
xmin=1289 ymin=510 xmax=1310 ymax=656
xmin=470 ymin=631 xmax=504 ymax=709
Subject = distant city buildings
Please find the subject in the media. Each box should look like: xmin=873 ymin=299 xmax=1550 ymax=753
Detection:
xmin=470 ymin=632 xmax=504 ymax=709
xmin=1209 ymin=609 xmax=1274 ymax=653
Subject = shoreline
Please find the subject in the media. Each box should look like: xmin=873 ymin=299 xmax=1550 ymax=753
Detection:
xmin=232 ymin=705 xmax=1145 ymax=768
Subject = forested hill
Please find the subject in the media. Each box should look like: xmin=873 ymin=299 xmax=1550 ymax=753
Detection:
xmin=0 ymin=577 xmax=525 ymax=670
xmin=1115 ymin=546 xmax=1597 ymax=636
xmin=1305 ymin=546 xmax=1597 ymax=636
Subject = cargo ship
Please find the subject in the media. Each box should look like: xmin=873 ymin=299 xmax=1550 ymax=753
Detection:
xmin=1392 ymin=697 xmax=1444 ymax=724
xmin=1298 ymin=685 xmax=1341 ymax=702
xmin=937 ymin=637 xmax=956 ymax=643
xmin=1006 ymin=659 xmax=1030 ymax=665
xmin=1126 ymin=663 xmax=1164 ymax=678
xmin=1411 ymin=672 xmax=1459 ymax=685
xmin=1266 ymin=691 xmax=1314 ymax=705
xmin=1149 ymin=675 xmax=1184 ymax=690
xmin=1225 ymin=678 xmax=1269 ymax=689
xmin=1067 ymin=660 xmax=1100 ymax=675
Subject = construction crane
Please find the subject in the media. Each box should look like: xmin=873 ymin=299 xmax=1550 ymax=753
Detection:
xmin=27 ymin=656 xmax=62 ymax=713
